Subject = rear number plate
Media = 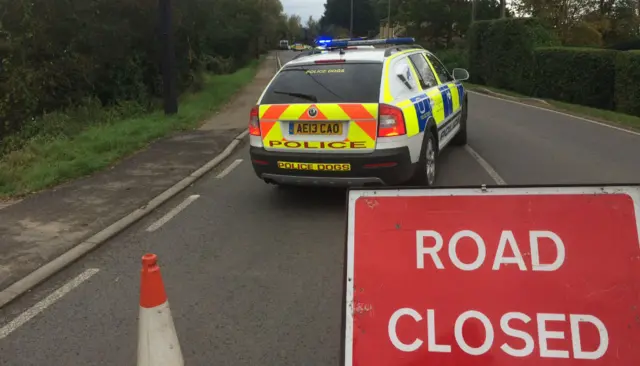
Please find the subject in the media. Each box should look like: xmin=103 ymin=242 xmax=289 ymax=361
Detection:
xmin=277 ymin=161 xmax=351 ymax=171
xmin=290 ymin=122 xmax=342 ymax=135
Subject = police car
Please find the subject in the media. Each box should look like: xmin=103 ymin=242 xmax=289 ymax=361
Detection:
xmin=290 ymin=43 xmax=307 ymax=52
xmin=248 ymin=38 xmax=470 ymax=187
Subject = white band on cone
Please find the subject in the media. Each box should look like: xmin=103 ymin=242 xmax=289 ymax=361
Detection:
xmin=137 ymin=301 xmax=184 ymax=366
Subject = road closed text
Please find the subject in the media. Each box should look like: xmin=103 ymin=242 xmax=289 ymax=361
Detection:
xmin=385 ymin=229 xmax=610 ymax=360
xmin=388 ymin=309 xmax=609 ymax=359
xmin=416 ymin=230 xmax=566 ymax=271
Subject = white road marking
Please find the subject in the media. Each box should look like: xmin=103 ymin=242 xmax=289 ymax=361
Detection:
xmin=464 ymin=145 xmax=506 ymax=185
xmin=0 ymin=268 xmax=99 ymax=340
xmin=146 ymin=195 xmax=200 ymax=232
xmin=216 ymin=159 xmax=243 ymax=179
xmin=469 ymin=91 xmax=640 ymax=137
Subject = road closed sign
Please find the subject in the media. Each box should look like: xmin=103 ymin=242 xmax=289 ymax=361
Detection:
xmin=343 ymin=185 xmax=640 ymax=366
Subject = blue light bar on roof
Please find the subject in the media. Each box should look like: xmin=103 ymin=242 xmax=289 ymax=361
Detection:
xmin=324 ymin=37 xmax=415 ymax=48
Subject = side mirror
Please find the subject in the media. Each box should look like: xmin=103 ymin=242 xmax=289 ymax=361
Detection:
xmin=452 ymin=68 xmax=470 ymax=81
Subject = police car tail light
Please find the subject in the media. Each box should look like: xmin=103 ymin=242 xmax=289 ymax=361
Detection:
xmin=378 ymin=104 xmax=406 ymax=137
xmin=249 ymin=106 xmax=260 ymax=136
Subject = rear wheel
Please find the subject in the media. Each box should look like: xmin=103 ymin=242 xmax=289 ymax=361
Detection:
xmin=451 ymin=99 xmax=468 ymax=146
xmin=410 ymin=128 xmax=437 ymax=186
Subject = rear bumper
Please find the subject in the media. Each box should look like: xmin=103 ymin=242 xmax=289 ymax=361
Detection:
xmin=249 ymin=146 xmax=415 ymax=187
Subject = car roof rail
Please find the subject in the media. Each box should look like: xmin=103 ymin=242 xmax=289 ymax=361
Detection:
xmin=383 ymin=44 xmax=424 ymax=57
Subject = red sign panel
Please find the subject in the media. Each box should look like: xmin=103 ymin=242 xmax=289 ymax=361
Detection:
xmin=344 ymin=186 xmax=640 ymax=366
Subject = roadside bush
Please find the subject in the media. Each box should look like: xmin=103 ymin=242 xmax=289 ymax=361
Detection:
xmin=435 ymin=48 xmax=468 ymax=70
xmin=607 ymin=38 xmax=640 ymax=51
xmin=480 ymin=18 xmax=560 ymax=94
xmin=564 ymin=23 xmax=603 ymax=47
xmin=467 ymin=20 xmax=492 ymax=84
xmin=614 ymin=51 xmax=640 ymax=116
xmin=0 ymin=0 xmax=288 ymax=150
xmin=532 ymin=47 xmax=617 ymax=110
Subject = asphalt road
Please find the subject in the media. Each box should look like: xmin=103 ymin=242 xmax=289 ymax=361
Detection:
xmin=1 ymin=51 xmax=640 ymax=365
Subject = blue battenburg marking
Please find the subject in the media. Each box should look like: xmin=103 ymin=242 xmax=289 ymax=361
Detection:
xmin=410 ymin=93 xmax=432 ymax=132
xmin=439 ymin=85 xmax=453 ymax=117
xmin=456 ymin=82 xmax=465 ymax=107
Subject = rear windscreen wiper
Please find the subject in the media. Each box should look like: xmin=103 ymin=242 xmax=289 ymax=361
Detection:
xmin=272 ymin=90 xmax=318 ymax=103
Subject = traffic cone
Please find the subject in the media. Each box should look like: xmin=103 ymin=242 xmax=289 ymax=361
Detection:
xmin=137 ymin=253 xmax=184 ymax=366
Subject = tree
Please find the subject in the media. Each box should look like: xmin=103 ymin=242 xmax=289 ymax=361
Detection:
xmin=395 ymin=0 xmax=504 ymax=49
xmin=287 ymin=14 xmax=304 ymax=41
xmin=320 ymin=0 xmax=380 ymax=37
xmin=304 ymin=16 xmax=321 ymax=43
xmin=510 ymin=0 xmax=639 ymax=45
xmin=510 ymin=0 xmax=596 ymax=38
xmin=0 ymin=0 xmax=291 ymax=143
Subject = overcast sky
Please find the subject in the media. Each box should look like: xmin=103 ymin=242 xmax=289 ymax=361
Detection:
xmin=281 ymin=0 xmax=325 ymax=22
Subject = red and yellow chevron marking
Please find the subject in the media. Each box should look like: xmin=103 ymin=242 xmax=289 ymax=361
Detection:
xmin=258 ymin=103 xmax=378 ymax=150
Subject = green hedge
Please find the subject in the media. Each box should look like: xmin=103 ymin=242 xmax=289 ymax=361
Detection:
xmin=467 ymin=20 xmax=492 ymax=84
xmin=435 ymin=48 xmax=469 ymax=70
xmin=0 ymin=0 xmax=287 ymax=146
xmin=467 ymin=18 xmax=640 ymax=116
xmin=615 ymin=51 xmax=640 ymax=116
xmin=533 ymin=47 xmax=617 ymax=110
xmin=468 ymin=18 xmax=559 ymax=94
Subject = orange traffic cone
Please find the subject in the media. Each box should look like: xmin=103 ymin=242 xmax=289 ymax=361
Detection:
xmin=137 ymin=253 xmax=184 ymax=366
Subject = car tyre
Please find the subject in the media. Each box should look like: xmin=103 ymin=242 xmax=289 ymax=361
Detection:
xmin=451 ymin=99 xmax=468 ymax=146
xmin=410 ymin=127 xmax=438 ymax=186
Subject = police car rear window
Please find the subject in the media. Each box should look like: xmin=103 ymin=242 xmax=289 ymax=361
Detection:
xmin=261 ymin=63 xmax=383 ymax=104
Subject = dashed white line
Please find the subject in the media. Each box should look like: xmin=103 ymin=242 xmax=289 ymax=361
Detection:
xmin=146 ymin=194 xmax=200 ymax=232
xmin=0 ymin=268 xmax=99 ymax=340
xmin=216 ymin=159 xmax=243 ymax=179
xmin=464 ymin=145 xmax=506 ymax=185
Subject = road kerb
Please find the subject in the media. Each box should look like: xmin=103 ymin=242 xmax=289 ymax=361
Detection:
xmin=0 ymin=130 xmax=249 ymax=309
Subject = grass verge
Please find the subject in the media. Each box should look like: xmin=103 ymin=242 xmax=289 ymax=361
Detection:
xmin=464 ymin=82 xmax=640 ymax=131
xmin=0 ymin=60 xmax=261 ymax=198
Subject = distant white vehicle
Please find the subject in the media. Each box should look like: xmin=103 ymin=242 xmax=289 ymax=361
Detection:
xmin=279 ymin=40 xmax=290 ymax=50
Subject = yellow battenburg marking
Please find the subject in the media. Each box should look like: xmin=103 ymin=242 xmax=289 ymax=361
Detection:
xmin=318 ymin=104 xmax=350 ymax=120
xmin=382 ymin=62 xmax=394 ymax=103
xmin=264 ymin=121 xmax=284 ymax=142
xmin=348 ymin=122 xmax=375 ymax=149
xmin=447 ymin=84 xmax=460 ymax=112
xmin=362 ymin=104 xmax=379 ymax=118
xmin=426 ymin=88 xmax=445 ymax=124
xmin=279 ymin=104 xmax=308 ymax=120
xmin=258 ymin=105 xmax=270 ymax=119
xmin=397 ymin=100 xmax=412 ymax=108
xmin=403 ymin=102 xmax=420 ymax=137
xmin=396 ymin=99 xmax=419 ymax=136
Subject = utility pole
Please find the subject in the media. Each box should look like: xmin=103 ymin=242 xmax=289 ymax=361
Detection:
xmin=500 ymin=0 xmax=506 ymax=18
xmin=471 ymin=0 xmax=476 ymax=22
xmin=388 ymin=0 xmax=392 ymax=38
xmin=350 ymin=0 xmax=354 ymax=37
xmin=159 ymin=0 xmax=177 ymax=115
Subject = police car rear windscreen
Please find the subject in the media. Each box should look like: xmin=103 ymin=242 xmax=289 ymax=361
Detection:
xmin=261 ymin=63 xmax=383 ymax=104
